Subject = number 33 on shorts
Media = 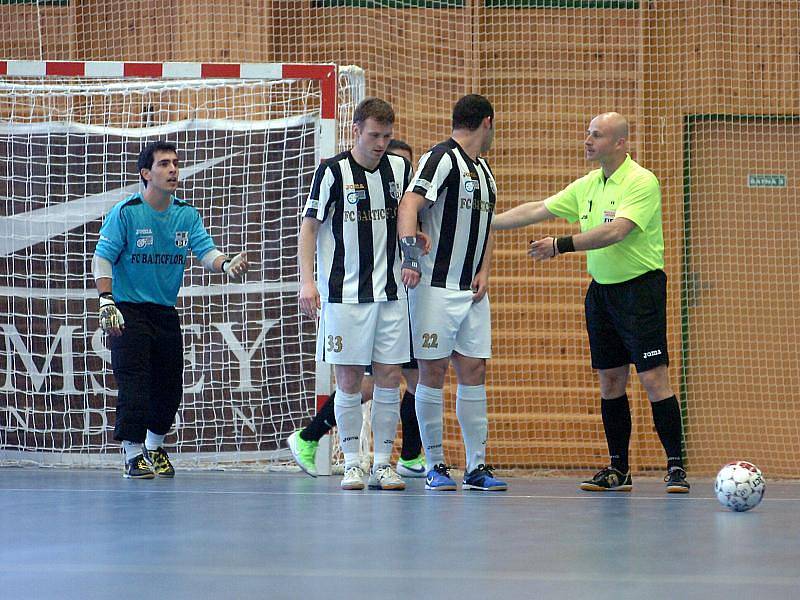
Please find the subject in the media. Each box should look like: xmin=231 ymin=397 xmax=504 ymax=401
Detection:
xmin=326 ymin=335 xmax=343 ymax=352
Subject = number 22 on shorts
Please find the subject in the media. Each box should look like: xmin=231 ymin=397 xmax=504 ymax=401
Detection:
xmin=421 ymin=332 xmax=438 ymax=349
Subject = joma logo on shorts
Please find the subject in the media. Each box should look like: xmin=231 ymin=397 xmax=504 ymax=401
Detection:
xmin=643 ymin=349 xmax=662 ymax=359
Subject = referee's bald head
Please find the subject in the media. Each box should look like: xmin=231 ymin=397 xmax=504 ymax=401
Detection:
xmin=595 ymin=112 xmax=629 ymax=142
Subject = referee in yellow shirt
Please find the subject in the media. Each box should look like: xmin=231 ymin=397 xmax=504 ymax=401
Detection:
xmin=493 ymin=112 xmax=689 ymax=493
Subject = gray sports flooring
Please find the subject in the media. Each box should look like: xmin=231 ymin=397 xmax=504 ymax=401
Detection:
xmin=1 ymin=469 xmax=799 ymax=600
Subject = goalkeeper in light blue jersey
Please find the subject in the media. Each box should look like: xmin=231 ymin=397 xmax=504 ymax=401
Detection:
xmin=92 ymin=140 xmax=249 ymax=479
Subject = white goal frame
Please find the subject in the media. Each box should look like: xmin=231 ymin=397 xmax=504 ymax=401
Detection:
xmin=0 ymin=60 xmax=340 ymax=471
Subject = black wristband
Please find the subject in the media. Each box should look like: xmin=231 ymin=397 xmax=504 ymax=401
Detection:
xmin=99 ymin=292 xmax=114 ymax=300
xmin=556 ymin=236 xmax=575 ymax=254
xmin=221 ymin=259 xmax=231 ymax=273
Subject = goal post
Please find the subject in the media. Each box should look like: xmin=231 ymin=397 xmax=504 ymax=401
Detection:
xmin=0 ymin=60 xmax=363 ymax=470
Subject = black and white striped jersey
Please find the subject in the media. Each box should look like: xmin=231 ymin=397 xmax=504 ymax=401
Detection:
xmin=407 ymin=138 xmax=497 ymax=291
xmin=303 ymin=150 xmax=412 ymax=303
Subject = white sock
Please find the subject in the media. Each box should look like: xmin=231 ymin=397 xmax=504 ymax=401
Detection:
xmin=121 ymin=440 xmax=143 ymax=461
xmin=334 ymin=387 xmax=363 ymax=468
xmin=414 ymin=383 xmax=444 ymax=470
xmin=456 ymin=384 xmax=488 ymax=473
xmin=371 ymin=386 xmax=400 ymax=467
xmin=145 ymin=430 xmax=165 ymax=451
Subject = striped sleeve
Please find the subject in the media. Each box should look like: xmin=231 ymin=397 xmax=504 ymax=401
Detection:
xmin=409 ymin=149 xmax=453 ymax=203
xmin=303 ymin=162 xmax=335 ymax=220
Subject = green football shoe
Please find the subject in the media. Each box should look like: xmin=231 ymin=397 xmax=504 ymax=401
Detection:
xmin=396 ymin=453 xmax=426 ymax=478
xmin=287 ymin=430 xmax=318 ymax=477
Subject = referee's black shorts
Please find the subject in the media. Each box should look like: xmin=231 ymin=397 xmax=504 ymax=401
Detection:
xmin=585 ymin=269 xmax=669 ymax=373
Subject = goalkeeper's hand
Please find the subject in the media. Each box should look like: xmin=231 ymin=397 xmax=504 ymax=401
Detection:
xmin=222 ymin=252 xmax=249 ymax=281
xmin=99 ymin=293 xmax=125 ymax=336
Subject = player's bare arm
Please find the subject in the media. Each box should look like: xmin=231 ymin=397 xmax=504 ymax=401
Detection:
xmin=529 ymin=217 xmax=637 ymax=261
xmin=298 ymin=216 xmax=322 ymax=318
xmin=492 ymin=200 xmax=555 ymax=230
xmin=471 ymin=231 xmax=494 ymax=303
xmin=398 ymin=190 xmax=428 ymax=289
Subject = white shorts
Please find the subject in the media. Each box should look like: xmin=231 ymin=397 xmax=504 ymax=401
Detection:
xmin=315 ymin=299 xmax=411 ymax=366
xmin=408 ymin=285 xmax=491 ymax=360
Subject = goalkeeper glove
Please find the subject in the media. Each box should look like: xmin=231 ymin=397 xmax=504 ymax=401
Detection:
xmin=400 ymin=236 xmax=422 ymax=275
xmin=99 ymin=293 xmax=125 ymax=334
xmin=222 ymin=252 xmax=248 ymax=280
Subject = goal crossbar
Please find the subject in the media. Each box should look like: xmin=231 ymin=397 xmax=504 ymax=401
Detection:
xmin=0 ymin=60 xmax=338 ymax=157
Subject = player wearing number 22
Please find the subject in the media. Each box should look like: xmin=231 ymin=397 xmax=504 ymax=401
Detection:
xmin=398 ymin=94 xmax=508 ymax=492
xmin=298 ymin=98 xmax=424 ymax=491
xmin=492 ymin=112 xmax=689 ymax=493
xmin=92 ymin=141 xmax=249 ymax=479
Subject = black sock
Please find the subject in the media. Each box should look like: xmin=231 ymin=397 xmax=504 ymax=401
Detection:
xmin=601 ymin=394 xmax=631 ymax=473
xmin=399 ymin=390 xmax=422 ymax=460
xmin=650 ymin=395 xmax=684 ymax=469
xmin=300 ymin=391 xmax=337 ymax=443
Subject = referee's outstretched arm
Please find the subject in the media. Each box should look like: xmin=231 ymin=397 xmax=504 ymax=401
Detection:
xmin=529 ymin=217 xmax=636 ymax=261
xmin=492 ymin=200 xmax=555 ymax=230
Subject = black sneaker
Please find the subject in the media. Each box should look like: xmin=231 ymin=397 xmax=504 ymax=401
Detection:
xmin=144 ymin=446 xmax=175 ymax=478
xmin=124 ymin=453 xmax=155 ymax=479
xmin=462 ymin=464 xmax=508 ymax=491
xmin=664 ymin=466 xmax=690 ymax=493
xmin=580 ymin=466 xmax=632 ymax=492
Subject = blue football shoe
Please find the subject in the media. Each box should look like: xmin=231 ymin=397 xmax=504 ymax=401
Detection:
xmin=425 ymin=463 xmax=457 ymax=491
xmin=462 ymin=464 xmax=508 ymax=491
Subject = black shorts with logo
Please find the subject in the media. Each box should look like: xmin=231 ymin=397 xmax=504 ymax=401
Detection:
xmin=585 ymin=269 xmax=669 ymax=373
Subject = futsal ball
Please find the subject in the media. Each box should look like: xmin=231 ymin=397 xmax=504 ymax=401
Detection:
xmin=714 ymin=461 xmax=765 ymax=512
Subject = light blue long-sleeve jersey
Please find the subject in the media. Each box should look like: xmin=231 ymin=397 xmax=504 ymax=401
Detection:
xmin=94 ymin=193 xmax=216 ymax=306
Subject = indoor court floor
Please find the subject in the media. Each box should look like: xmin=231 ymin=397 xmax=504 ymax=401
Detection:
xmin=1 ymin=468 xmax=798 ymax=599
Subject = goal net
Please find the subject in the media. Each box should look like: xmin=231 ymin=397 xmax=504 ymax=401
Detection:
xmin=0 ymin=62 xmax=364 ymax=469
xmin=4 ymin=2 xmax=800 ymax=478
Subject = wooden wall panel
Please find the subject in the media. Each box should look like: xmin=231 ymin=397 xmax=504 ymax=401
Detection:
xmin=0 ymin=5 xmax=75 ymax=60
xmin=72 ymin=0 xmax=271 ymax=62
xmin=4 ymin=0 xmax=800 ymax=473
xmin=682 ymin=120 xmax=800 ymax=476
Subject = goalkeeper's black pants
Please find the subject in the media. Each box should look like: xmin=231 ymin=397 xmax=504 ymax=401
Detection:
xmin=110 ymin=302 xmax=183 ymax=444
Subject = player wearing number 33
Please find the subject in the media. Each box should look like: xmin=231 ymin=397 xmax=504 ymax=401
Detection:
xmin=492 ymin=112 xmax=690 ymax=493
xmin=298 ymin=98 xmax=426 ymax=491
xmin=92 ymin=141 xmax=249 ymax=480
